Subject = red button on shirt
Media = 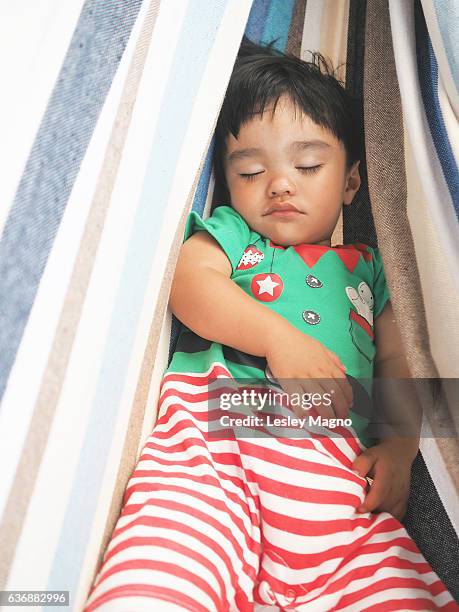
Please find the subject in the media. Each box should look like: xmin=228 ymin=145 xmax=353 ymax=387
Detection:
xmin=251 ymin=273 xmax=284 ymax=302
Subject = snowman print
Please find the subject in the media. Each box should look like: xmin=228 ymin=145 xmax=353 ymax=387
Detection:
xmin=345 ymin=281 xmax=374 ymax=326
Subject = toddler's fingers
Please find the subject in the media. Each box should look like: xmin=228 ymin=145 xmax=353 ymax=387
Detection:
xmin=288 ymin=379 xmax=330 ymax=418
xmin=352 ymin=450 xmax=377 ymax=481
xmin=390 ymin=499 xmax=408 ymax=522
xmin=279 ymin=380 xmax=305 ymax=415
xmin=359 ymin=467 xmax=389 ymax=513
xmin=358 ymin=483 xmax=384 ymax=513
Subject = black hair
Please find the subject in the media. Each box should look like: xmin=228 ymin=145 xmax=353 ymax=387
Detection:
xmin=213 ymin=36 xmax=363 ymax=203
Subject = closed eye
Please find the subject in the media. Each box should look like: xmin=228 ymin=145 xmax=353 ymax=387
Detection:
xmin=239 ymin=171 xmax=264 ymax=181
xmin=297 ymin=165 xmax=322 ymax=174
xmin=239 ymin=165 xmax=322 ymax=181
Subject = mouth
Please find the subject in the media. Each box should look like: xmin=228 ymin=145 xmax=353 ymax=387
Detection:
xmin=264 ymin=203 xmax=303 ymax=218
xmin=268 ymin=209 xmax=302 ymax=218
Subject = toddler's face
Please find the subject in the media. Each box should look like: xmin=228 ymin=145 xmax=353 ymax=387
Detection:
xmin=223 ymin=95 xmax=360 ymax=246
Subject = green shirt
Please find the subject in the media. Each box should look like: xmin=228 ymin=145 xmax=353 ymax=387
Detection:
xmin=167 ymin=205 xmax=391 ymax=447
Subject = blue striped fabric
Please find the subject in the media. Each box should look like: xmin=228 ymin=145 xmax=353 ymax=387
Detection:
xmin=245 ymin=0 xmax=271 ymax=42
xmin=431 ymin=0 xmax=458 ymax=93
xmin=415 ymin=0 xmax=459 ymax=217
xmin=0 ymin=0 xmax=143 ymax=404
xmin=389 ymin=0 xmax=459 ymax=296
xmin=46 ymin=1 xmax=231 ymax=605
xmin=262 ymin=0 xmax=296 ymax=49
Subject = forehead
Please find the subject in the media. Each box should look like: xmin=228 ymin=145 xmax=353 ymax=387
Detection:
xmin=225 ymin=97 xmax=340 ymax=163
xmin=226 ymin=139 xmax=332 ymax=164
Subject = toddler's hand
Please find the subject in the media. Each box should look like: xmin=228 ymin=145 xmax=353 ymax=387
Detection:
xmin=352 ymin=438 xmax=414 ymax=521
xmin=265 ymin=324 xmax=353 ymax=419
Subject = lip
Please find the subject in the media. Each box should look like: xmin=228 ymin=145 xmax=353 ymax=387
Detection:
xmin=269 ymin=209 xmax=302 ymax=218
xmin=265 ymin=203 xmax=302 ymax=216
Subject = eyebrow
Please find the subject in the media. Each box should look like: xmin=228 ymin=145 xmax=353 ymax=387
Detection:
xmin=227 ymin=139 xmax=331 ymax=164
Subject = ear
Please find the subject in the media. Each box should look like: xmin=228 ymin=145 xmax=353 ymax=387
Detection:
xmin=343 ymin=161 xmax=361 ymax=206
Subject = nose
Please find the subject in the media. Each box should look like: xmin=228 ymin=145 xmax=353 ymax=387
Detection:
xmin=268 ymin=175 xmax=296 ymax=198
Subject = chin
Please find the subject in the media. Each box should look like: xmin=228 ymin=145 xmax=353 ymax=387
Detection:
xmin=269 ymin=233 xmax=307 ymax=247
xmin=261 ymin=221 xmax=312 ymax=245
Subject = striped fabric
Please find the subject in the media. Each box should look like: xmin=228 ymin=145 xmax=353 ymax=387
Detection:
xmin=85 ymin=369 xmax=458 ymax=610
xmin=388 ymin=0 xmax=459 ymax=553
xmin=1 ymin=0 xmax=458 ymax=609
xmin=389 ymin=0 xmax=459 ymax=294
xmin=420 ymin=0 xmax=459 ymax=119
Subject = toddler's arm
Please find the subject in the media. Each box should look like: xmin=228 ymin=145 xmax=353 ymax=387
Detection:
xmin=169 ymin=230 xmax=353 ymax=416
xmin=169 ymin=230 xmax=289 ymax=358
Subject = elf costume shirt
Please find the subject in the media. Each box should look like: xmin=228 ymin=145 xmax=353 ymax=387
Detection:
xmin=167 ymin=205 xmax=391 ymax=447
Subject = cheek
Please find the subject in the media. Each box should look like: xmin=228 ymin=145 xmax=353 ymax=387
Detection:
xmin=230 ymin=180 xmax=259 ymax=201
xmin=305 ymin=175 xmax=338 ymax=200
xmin=308 ymin=171 xmax=345 ymax=198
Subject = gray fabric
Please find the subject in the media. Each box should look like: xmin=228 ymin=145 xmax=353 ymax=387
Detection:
xmin=285 ymin=0 xmax=307 ymax=56
xmin=364 ymin=0 xmax=458 ymax=601
xmin=0 ymin=0 xmax=143 ymax=404
xmin=364 ymin=0 xmax=435 ymax=381
xmin=404 ymin=452 xmax=459 ymax=601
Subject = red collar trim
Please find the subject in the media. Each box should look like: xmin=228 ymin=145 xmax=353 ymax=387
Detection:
xmin=292 ymin=243 xmax=372 ymax=273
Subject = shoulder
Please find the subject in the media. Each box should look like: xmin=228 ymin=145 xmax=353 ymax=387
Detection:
xmin=183 ymin=205 xmax=258 ymax=275
xmin=185 ymin=205 xmax=251 ymax=240
xmin=202 ymin=204 xmax=247 ymax=226
xmin=346 ymin=243 xmax=387 ymax=274
xmin=350 ymin=242 xmax=378 ymax=262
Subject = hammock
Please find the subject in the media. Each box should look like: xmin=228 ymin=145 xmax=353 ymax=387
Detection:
xmin=0 ymin=0 xmax=457 ymax=608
